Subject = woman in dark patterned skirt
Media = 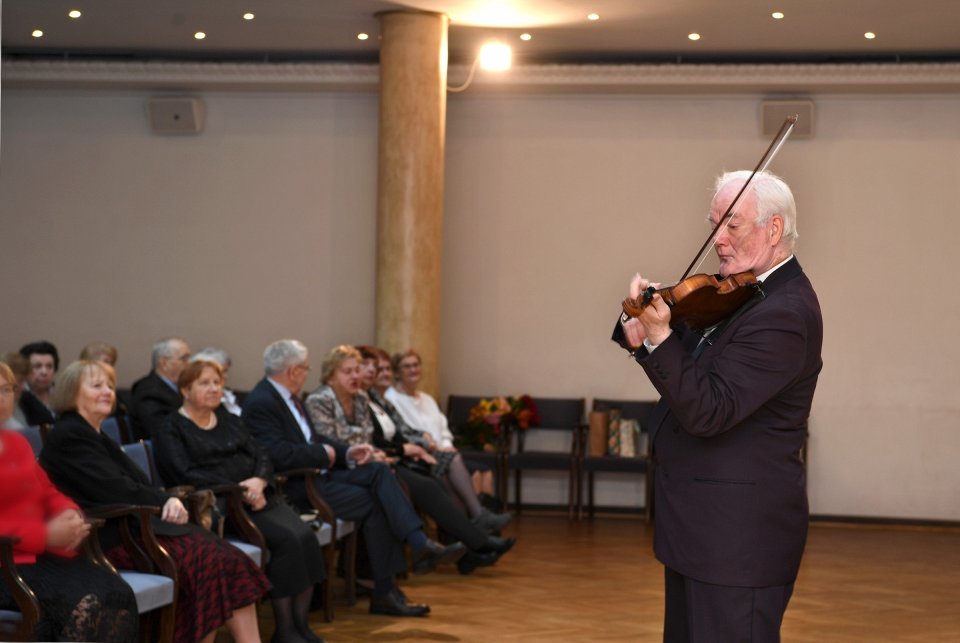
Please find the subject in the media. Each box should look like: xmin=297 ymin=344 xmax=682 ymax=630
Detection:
xmin=154 ymin=359 xmax=326 ymax=643
xmin=39 ymin=360 xmax=270 ymax=643
xmin=0 ymin=361 xmax=138 ymax=642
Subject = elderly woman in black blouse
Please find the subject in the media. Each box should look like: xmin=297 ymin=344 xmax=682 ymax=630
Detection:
xmin=306 ymin=345 xmax=515 ymax=576
xmin=154 ymin=360 xmax=326 ymax=643
xmin=39 ymin=361 xmax=270 ymax=643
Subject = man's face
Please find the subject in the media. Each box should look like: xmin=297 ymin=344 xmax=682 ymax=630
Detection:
xmin=288 ymin=360 xmax=312 ymax=396
xmin=161 ymin=341 xmax=192 ymax=381
xmin=709 ymin=183 xmax=782 ymax=278
xmin=27 ymin=354 xmax=56 ymax=392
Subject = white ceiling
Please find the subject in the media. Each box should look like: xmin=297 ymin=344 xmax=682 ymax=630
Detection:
xmin=3 ymin=0 xmax=959 ymax=64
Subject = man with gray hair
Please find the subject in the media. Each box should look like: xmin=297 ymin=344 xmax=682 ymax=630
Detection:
xmin=613 ymin=171 xmax=822 ymax=642
xmin=130 ymin=337 xmax=191 ymax=440
xmin=243 ymin=339 xmax=464 ymax=617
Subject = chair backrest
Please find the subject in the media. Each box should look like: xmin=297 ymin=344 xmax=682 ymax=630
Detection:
xmin=531 ymin=397 xmax=585 ymax=430
xmin=122 ymin=440 xmax=159 ymax=486
xmin=101 ymin=417 xmax=123 ymax=444
xmin=445 ymin=394 xmax=492 ymax=427
xmin=15 ymin=426 xmax=44 ymax=457
xmin=592 ymin=399 xmax=658 ymax=431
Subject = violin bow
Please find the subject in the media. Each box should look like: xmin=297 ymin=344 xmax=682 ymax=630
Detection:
xmin=680 ymin=115 xmax=798 ymax=281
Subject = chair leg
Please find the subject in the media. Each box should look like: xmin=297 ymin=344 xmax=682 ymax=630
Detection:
xmin=322 ymin=542 xmax=336 ymax=622
xmin=588 ymin=472 xmax=595 ymax=519
xmin=514 ymin=470 xmax=522 ymax=514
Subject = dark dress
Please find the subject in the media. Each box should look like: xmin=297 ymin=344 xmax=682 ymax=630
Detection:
xmin=153 ymin=410 xmax=326 ymax=597
xmin=38 ymin=412 xmax=270 ymax=643
xmin=0 ymin=430 xmax=137 ymax=642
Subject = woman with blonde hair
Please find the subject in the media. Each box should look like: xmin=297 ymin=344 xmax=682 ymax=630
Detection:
xmin=39 ymin=361 xmax=270 ymax=643
xmin=0 ymin=362 xmax=138 ymax=642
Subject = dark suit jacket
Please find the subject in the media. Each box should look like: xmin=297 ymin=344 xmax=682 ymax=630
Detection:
xmin=613 ymin=257 xmax=822 ymax=588
xmin=38 ymin=411 xmax=193 ymax=548
xmin=130 ymin=371 xmax=183 ymax=440
xmin=241 ymin=378 xmax=349 ymax=476
xmin=18 ymin=389 xmax=55 ymax=426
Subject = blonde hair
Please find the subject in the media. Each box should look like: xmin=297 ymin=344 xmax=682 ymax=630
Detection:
xmin=51 ymin=360 xmax=116 ymax=414
xmin=321 ymin=345 xmax=362 ymax=384
xmin=0 ymin=362 xmax=15 ymax=387
xmin=79 ymin=341 xmax=119 ymax=364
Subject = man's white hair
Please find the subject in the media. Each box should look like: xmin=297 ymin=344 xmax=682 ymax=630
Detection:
xmin=715 ymin=170 xmax=798 ymax=248
xmin=263 ymin=339 xmax=308 ymax=376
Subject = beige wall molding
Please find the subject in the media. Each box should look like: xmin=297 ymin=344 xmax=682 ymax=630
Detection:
xmin=4 ymin=59 xmax=960 ymax=94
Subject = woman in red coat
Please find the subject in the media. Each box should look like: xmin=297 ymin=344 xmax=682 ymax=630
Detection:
xmin=0 ymin=362 xmax=138 ymax=642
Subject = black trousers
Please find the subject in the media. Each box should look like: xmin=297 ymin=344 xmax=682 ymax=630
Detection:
xmin=288 ymin=462 xmax=422 ymax=582
xmin=663 ymin=567 xmax=794 ymax=643
xmin=246 ymin=501 xmax=326 ymax=597
xmin=395 ymin=465 xmax=488 ymax=550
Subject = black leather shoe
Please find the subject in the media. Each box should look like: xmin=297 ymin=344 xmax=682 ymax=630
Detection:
xmin=412 ymin=539 xmax=466 ymax=574
xmin=457 ymin=550 xmax=499 ymax=575
xmin=394 ymin=587 xmax=430 ymax=614
xmin=478 ymin=536 xmax=516 ymax=556
xmin=472 ymin=508 xmax=513 ymax=533
xmin=369 ymin=589 xmax=430 ymax=617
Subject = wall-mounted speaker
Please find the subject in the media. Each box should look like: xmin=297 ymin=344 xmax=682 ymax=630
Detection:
xmin=148 ymin=96 xmax=205 ymax=135
xmin=761 ymin=99 xmax=814 ymax=139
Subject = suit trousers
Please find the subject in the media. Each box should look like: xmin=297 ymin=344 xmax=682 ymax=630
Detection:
xmin=395 ymin=465 xmax=488 ymax=550
xmin=300 ymin=462 xmax=423 ymax=582
xmin=663 ymin=566 xmax=794 ymax=643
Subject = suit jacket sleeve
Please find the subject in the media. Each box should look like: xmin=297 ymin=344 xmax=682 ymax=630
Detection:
xmin=638 ymin=303 xmax=813 ymax=438
xmin=241 ymin=384 xmax=348 ymax=470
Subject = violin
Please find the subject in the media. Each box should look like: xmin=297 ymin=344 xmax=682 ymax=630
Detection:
xmin=620 ymin=115 xmax=797 ymax=332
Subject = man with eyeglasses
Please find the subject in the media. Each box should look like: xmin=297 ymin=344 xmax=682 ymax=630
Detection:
xmin=130 ymin=337 xmax=192 ymax=440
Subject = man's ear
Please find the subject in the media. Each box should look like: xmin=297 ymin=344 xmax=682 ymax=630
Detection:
xmin=769 ymin=215 xmax=784 ymax=246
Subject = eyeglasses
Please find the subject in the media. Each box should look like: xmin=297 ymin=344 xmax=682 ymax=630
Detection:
xmin=294 ymin=364 xmax=312 ymax=372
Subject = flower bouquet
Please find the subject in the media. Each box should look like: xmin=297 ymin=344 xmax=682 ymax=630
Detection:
xmin=456 ymin=395 xmax=540 ymax=451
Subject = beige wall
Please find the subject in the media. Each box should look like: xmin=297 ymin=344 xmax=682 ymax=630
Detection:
xmin=2 ymin=86 xmax=958 ymax=520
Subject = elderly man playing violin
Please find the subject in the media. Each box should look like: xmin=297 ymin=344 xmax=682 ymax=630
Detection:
xmin=613 ymin=170 xmax=823 ymax=643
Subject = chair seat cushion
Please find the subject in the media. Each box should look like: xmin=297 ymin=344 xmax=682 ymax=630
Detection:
xmin=119 ymin=571 xmax=175 ymax=613
xmin=582 ymin=456 xmax=649 ymax=473
xmin=227 ymin=539 xmax=263 ymax=567
xmin=0 ymin=609 xmax=23 ymax=623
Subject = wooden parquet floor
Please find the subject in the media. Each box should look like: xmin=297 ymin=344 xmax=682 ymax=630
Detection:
xmin=247 ymin=515 xmax=960 ymax=642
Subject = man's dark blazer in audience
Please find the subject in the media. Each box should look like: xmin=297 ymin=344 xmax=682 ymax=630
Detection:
xmin=130 ymin=371 xmax=182 ymax=440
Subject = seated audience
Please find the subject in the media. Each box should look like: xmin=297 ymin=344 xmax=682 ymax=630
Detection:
xmin=242 ymin=340 xmax=463 ymax=617
xmin=0 ymin=362 xmax=138 ymax=642
xmin=190 ymin=347 xmax=242 ymax=416
xmin=359 ymin=346 xmax=510 ymax=532
xmin=386 ymin=349 xmax=496 ymax=497
xmin=18 ymin=340 xmax=59 ymax=425
xmin=154 ymin=359 xmax=326 ymax=643
xmin=39 ymin=360 xmax=269 ymax=643
xmin=79 ymin=341 xmax=119 ymax=366
xmin=130 ymin=337 xmax=191 ymax=439
xmin=0 ymin=352 xmax=30 ymax=428
xmin=308 ymin=346 xmax=514 ymax=575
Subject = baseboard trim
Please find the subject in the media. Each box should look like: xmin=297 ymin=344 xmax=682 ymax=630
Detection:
xmin=810 ymin=514 xmax=960 ymax=529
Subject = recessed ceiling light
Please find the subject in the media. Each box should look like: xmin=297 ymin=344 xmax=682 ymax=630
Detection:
xmin=864 ymin=32 xmax=876 ymax=39
xmin=479 ymin=42 xmax=512 ymax=71
xmin=771 ymin=11 xmax=784 ymax=20
xmin=587 ymin=13 xmax=600 ymax=21
xmin=68 ymin=10 xmax=82 ymax=19
xmin=688 ymin=33 xmax=701 ymax=41
xmin=194 ymin=32 xmax=206 ymax=40
xmin=243 ymin=13 xmax=255 ymax=21
xmin=520 ymin=33 xmax=532 ymax=41
xmin=357 ymin=33 xmax=369 ymax=41
xmin=32 ymin=29 xmax=44 ymax=38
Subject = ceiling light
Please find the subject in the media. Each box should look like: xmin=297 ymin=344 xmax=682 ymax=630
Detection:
xmin=771 ymin=11 xmax=784 ymax=20
xmin=32 ymin=29 xmax=43 ymax=38
xmin=68 ymin=10 xmax=82 ymax=19
xmin=357 ymin=33 xmax=369 ymax=41
xmin=587 ymin=13 xmax=600 ymax=21
xmin=520 ymin=33 xmax=532 ymax=41
xmin=479 ymin=42 xmax=511 ymax=71
xmin=243 ymin=13 xmax=255 ymax=21
xmin=864 ymin=32 xmax=876 ymax=39
xmin=194 ymin=32 xmax=206 ymax=40
xmin=688 ymin=33 xmax=701 ymax=41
